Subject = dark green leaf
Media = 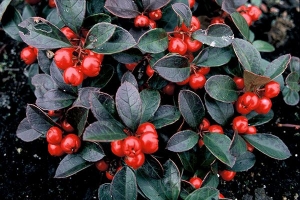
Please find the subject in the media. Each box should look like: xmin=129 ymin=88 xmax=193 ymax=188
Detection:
xmin=286 ymin=72 xmax=300 ymax=91
xmin=73 ymin=87 xmax=99 ymax=107
xmin=121 ymin=71 xmax=138 ymax=89
xmin=172 ymin=3 xmax=192 ymax=28
xmin=289 ymin=56 xmax=300 ymax=73
xmin=55 ymin=0 xmax=86 ymax=34
xmin=116 ymin=82 xmax=142 ymax=130
xmin=19 ymin=17 xmax=72 ymax=49
xmin=37 ymin=50 xmax=52 ymax=74
xmin=31 ymin=74 xmax=57 ymax=99
xmin=36 ymin=89 xmax=76 ymax=110
xmin=193 ymin=46 xmax=233 ymax=67
xmin=178 ymin=90 xmax=205 ymax=128
xmin=230 ymin=133 xmax=247 ymax=157
xmin=0 ymin=0 xmax=12 ymax=21
xmin=178 ymin=150 xmax=198 ymax=172
xmin=202 ymin=172 xmax=219 ymax=188
xmin=22 ymin=3 xmax=36 ymax=20
xmin=231 ymin=12 xmax=250 ymax=40
xmin=205 ymin=75 xmax=238 ymax=103
xmin=166 ymin=130 xmax=199 ymax=152
xmin=243 ymin=133 xmax=291 ymax=160
xmin=246 ymin=110 xmax=274 ymax=126
xmin=179 ymin=180 xmax=194 ymax=200
xmin=159 ymin=5 xmax=179 ymax=32
xmin=204 ymin=133 xmax=236 ymax=167
xmin=86 ymin=0 xmax=105 ymax=16
xmin=26 ymin=104 xmax=58 ymax=135
xmin=83 ymin=121 xmax=126 ymax=142
xmin=147 ymin=73 xmax=168 ymax=90
xmin=185 ymin=187 xmax=219 ymax=200
xmin=142 ymin=0 xmax=171 ymax=11
xmin=46 ymin=8 xmax=65 ymax=29
xmin=192 ymin=24 xmax=234 ymax=48
xmin=82 ymin=13 xmax=111 ymax=29
xmin=111 ymin=166 xmax=137 ymax=200
xmin=138 ymin=28 xmax=168 ymax=53
xmin=79 ymin=142 xmax=105 ymax=162
xmin=232 ymin=38 xmax=262 ymax=75
xmin=263 ymin=54 xmax=291 ymax=79
xmin=2 ymin=5 xmax=23 ymax=41
xmin=253 ymin=40 xmax=275 ymax=52
xmin=140 ymin=89 xmax=161 ymax=123
xmin=231 ymin=151 xmax=256 ymax=172
xmin=54 ymin=154 xmax=93 ymax=178
xmin=16 ymin=118 xmax=42 ymax=142
xmin=149 ymin=105 xmax=181 ymax=129
xmin=98 ymin=183 xmax=112 ymax=200
xmin=221 ymin=0 xmax=248 ymax=13
xmin=104 ymin=0 xmax=139 ymax=18
xmin=153 ymin=54 xmax=190 ymax=82
xmin=84 ymin=22 xmax=116 ymax=49
xmin=282 ymin=87 xmax=299 ymax=106
xmin=137 ymin=155 xmax=163 ymax=179
xmin=65 ymin=106 xmax=89 ymax=136
xmin=112 ymin=48 xmax=143 ymax=64
xmin=200 ymin=148 xmax=216 ymax=167
xmin=83 ymin=64 xmax=114 ymax=88
xmin=204 ymin=94 xmax=234 ymax=126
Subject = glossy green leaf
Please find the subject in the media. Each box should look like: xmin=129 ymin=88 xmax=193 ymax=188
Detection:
xmin=282 ymin=87 xmax=299 ymax=106
xmin=46 ymin=8 xmax=65 ymax=29
xmin=16 ymin=118 xmax=42 ymax=142
xmin=147 ymin=73 xmax=169 ymax=90
xmin=104 ymin=0 xmax=139 ymax=18
xmin=37 ymin=50 xmax=51 ymax=74
xmin=121 ymin=71 xmax=138 ymax=89
xmin=193 ymin=46 xmax=233 ymax=67
xmin=289 ymin=56 xmax=300 ymax=73
xmin=178 ymin=150 xmax=198 ymax=172
xmin=232 ymin=38 xmax=262 ymax=75
xmin=179 ymin=180 xmax=194 ymax=200
xmin=79 ymin=142 xmax=105 ymax=162
xmin=185 ymin=187 xmax=219 ymax=200
xmin=159 ymin=5 xmax=179 ymax=32
xmin=153 ymin=54 xmax=190 ymax=82
xmin=172 ymin=3 xmax=192 ymax=28
xmin=286 ymin=72 xmax=300 ymax=91
xmin=73 ymin=87 xmax=99 ymax=107
xmin=166 ymin=130 xmax=199 ymax=152
xmin=0 ymin=0 xmax=12 ymax=21
xmin=231 ymin=151 xmax=256 ymax=172
xmin=200 ymin=148 xmax=216 ymax=167
xmin=54 ymin=154 xmax=93 ymax=178
xmin=192 ymin=24 xmax=234 ymax=48
xmin=112 ymin=48 xmax=143 ymax=64
xmin=246 ymin=110 xmax=274 ymax=126
xmin=230 ymin=133 xmax=247 ymax=157
xmin=65 ymin=106 xmax=89 ymax=136
xmin=149 ymin=105 xmax=181 ymax=129
xmin=205 ymin=75 xmax=239 ymax=103
xmin=264 ymin=54 xmax=291 ymax=79
xmin=55 ymin=0 xmax=86 ymax=33
xmin=82 ymin=13 xmax=111 ymax=29
xmin=2 ymin=5 xmax=23 ymax=41
xmin=111 ymin=167 xmax=137 ymax=200
xmin=140 ymin=89 xmax=161 ymax=123
xmin=98 ymin=183 xmax=112 ymax=200
xmin=19 ymin=17 xmax=72 ymax=49
xmin=221 ymin=0 xmax=247 ymax=13
xmin=116 ymin=82 xmax=142 ymax=131
xmin=203 ymin=133 xmax=236 ymax=167
xmin=243 ymin=133 xmax=291 ymax=160
xmin=231 ymin=12 xmax=250 ymax=40
xmin=31 ymin=74 xmax=57 ymax=99
xmin=178 ymin=90 xmax=205 ymax=128
xmin=86 ymin=0 xmax=105 ymax=16
xmin=138 ymin=28 xmax=168 ymax=53
xmin=83 ymin=64 xmax=114 ymax=89
xmin=253 ymin=40 xmax=275 ymax=52
xmin=204 ymin=94 xmax=234 ymax=126
xmin=142 ymin=0 xmax=171 ymax=11
xmin=202 ymin=172 xmax=219 ymax=188
xmin=137 ymin=155 xmax=163 ymax=179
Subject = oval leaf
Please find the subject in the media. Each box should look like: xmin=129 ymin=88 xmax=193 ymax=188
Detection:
xmin=65 ymin=106 xmax=89 ymax=136
xmin=98 ymin=183 xmax=112 ymax=200
xmin=246 ymin=110 xmax=274 ymax=126
xmin=231 ymin=151 xmax=256 ymax=172
xmin=104 ymin=0 xmax=139 ymax=18
xmin=16 ymin=118 xmax=42 ymax=142
xmin=264 ymin=54 xmax=291 ymax=79
xmin=185 ymin=187 xmax=219 ymax=200
xmin=166 ymin=130 xmax=199 ymax=152
xmin=140 ymin=89 xmax=161 ymax=123
xmin=149 ymin=105 xmax=181 ymax=129
xmin=230 ymin=12 xmax=250 ymax=40
xmin=2 ymin=5 xmax=23 ymax=41
xmin=138 ymin=28 xmax=168 ymax=53
xmin=142 ymin=0 xmax=171 ymax=11
xmin=172 ymin=3 xmax=192 ymax=28
xmin=253 ymin=40 xmax=275 ymax=52
xmin=31 ymin=74 xmax=57 ymax=99
xmin=79 ymin=142 xmax=105 ymax=162
xmin=282 ymin=87 xmax=299 ymax=106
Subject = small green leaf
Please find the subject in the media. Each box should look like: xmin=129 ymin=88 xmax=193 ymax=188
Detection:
xmin=104 ymin=0 xmax=139 ymax=18
xmin=142 ymin=0 xmax=171 ymax=11
xmin=16 ymin=118 xmax=42 ymax=142
xmin=31 ymin=74 xmax=57 ymax=99
xmin=201 ymin=172 xmax=219 ymax=188
xmin=159 ymin=5 xmax=179 ymax=32
xmin=243 ymin=133 xmax=291 ymax=160
xmin=138 ymin=28 xmax=168 ymax=53
xmin=112 ymin=48 xmax=143 ymax=64
xmin=230 ymin=133 xmax=247 ymax=157
xmin=111 ymin=167 xmax=137 ymax=200
xmin=0 ymin=0 xmax=12 ymax=21
xmin=65 ymin=106 xmax=89 ymax=136
xmin=282 ymin=87 xmax=299 ymax=106
xmin=2 ymin=5 xmax=23 ymax=41
xmin=140 ymin=89 xmax=161 ymax=123
xmin=178 ymin=90 xmax=205 ymax=128
xmin=289 ymin=56 xmax=300 ymax=73
xmin=246 ymin=110 xmax=274 ymax=126
xmin=121 ymin=71 xmax=138 ymax=89
xmin=89 ymin=92 xmax=116 ymax=122
xmin=82 ymin=13 xmax=111 ymax=29
xmin=37 ymin=50 xmax=51 ymax=74
xmin=231 ymin=12 xmax=250 ymax=40
xmin=178 ymin=150 xmax=198 ymax=172
xmin=166 ymin=130 xmax=199 ymax=152
xmin=98 ymin=183 xmax=112 ymax=200
xmin=46 ymin=8 xmax=65 ymax=29
xmin=253 ymin=40 xmax=275 ymax=52
xmin=79 ymin=142 xmax=105 ymax=162
xmin=263 ymin=54 xmax=291 ymax=79
xmin=185 ymin=187 xmax=219 ymax=200
xmin=286 ymin=72 xmax=300 ymax=91
xmin=149 ymin=105 xmax=181 ymax=129
xmin=172 ymin=3 xmax=192 ymax=28
xmin=231 ymin=151 xmax=256 ymax=172
xmin=22 ymin=3 xmax=36 ymax=20
xmin=205 ymin=75 xmax=239 ymax=103
xmin=204 ymin=133 xmax=236 ymax=167
xmin=54 ymin=154 xmax=93 ymax=178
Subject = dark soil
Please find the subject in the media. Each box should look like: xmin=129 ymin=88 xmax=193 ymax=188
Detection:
xmin=0 ymin=1 xmax=299 ymax=200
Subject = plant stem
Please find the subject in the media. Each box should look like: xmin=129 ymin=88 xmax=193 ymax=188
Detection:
xmin=277 ymin=123 xmax=300 ymax=129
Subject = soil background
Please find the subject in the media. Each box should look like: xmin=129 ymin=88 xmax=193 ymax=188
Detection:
xmin=0 ymin=0 xmax=299 ymax=200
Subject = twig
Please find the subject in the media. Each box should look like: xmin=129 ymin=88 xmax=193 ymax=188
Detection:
xmin=277 ymin=123 xmax=300 ymax=129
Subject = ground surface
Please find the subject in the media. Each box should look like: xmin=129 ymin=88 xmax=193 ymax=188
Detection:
xmin=0 ymin=1 xmax=299 ymax=199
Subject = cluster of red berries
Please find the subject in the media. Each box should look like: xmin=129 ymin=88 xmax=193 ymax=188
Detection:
xmin=134 ymin=9 xmax=162 ymax=29
xmin=20 ymin=45 xmax=38 ymax=65
xmin=237 ymin=4 xmax=262 ymax=26
xmin=110 ymin=122 xmax=159 ymax=169
xmin=53 ymin=27 xmax=104 ymax=86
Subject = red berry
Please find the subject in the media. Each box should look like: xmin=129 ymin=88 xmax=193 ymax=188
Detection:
xmin=136 ymin=122 xmax=157 ymax=137
xmin=111 ymin=140 xmax=125 ymax=157
xmin=60 ymin=27 xmax=78 ymax=41
xmin=25 ymin=0 xmax=41 ymax=5
xmin=125 ymin=63 xmax=138 ymax=71
xmin=197 ymin=67 xmax=210 ymax=75
xmin=176 ymin=76 xmax=190 ymax=86
xmin=149 ymin=19 xmax=157 ymax=29
xmin=235 ymin=92 xmax=259 ymax=115
xmin=198 ymin=138 xmax=204 ymax=148
xmin=95 ymin=159 xmax=109 ymax=171
xmin=149 ymin=9 xmax=162 ymax=21
xmin=188 ymin=0 xmax=195 ymax=8
xmin=124 ymin=152 xmax=145 ymax=169
xmin=184 ymin=36 xmax=203 ymax=52
xmin=48 ymin=144 xmax=65 ymax=156
xmin=232 ymin=116 xmax=249 ymax=133
xmin=140 ymin=132 xmax=159 ymax=154
xmin=20 ymin=46 xmax=37 ymax=65
xmin=61 ymin=119 xmax=75 ymax=133
xmin=219 ymin=169 xmax=236 ymax=181
xmin=105 ymin=171 xmax=114 ymax=180
xmin=189 ymin=177 xmax=203 ymax=189
xmin=219 ymin=193 xmax=225 ymax=198
xmin=134 ymin=15 xmax=150 ymax=28
xmin=122 ymin=136 xmax=143 ymax=157
xmin=241 ymin=13 xmax=252 ymax=26
xmin=87 ymin=50 xmax=105 ymax=61
xmin=248 ymin=5 xmax=262 ymax=21
xmin=199 ymin=118 xmax=210 ymax=131
xmin=189 ymin=72 xmax=206 ymax=90
xmin=210 ymin=17 xmax=225 ymax=24
xmin=146 ymin=64 xmax=155 ymax=77
xmin=48 ymin=0 xmax=56 ymax=8
xmin=54 ymin=48 xmax=75 ymax=70
xmin=263 ymin=81 xmax=280 ymax=99
xmin=181 ymin=16 xmax=201 ymax=32
xmin=236 ymin=5 xmax=248 ymax=13
xmin=46 ymin=126 xmax=63 ymax=145
xmin=60 ymin=134 xmax=81 ymax=154
xmin=254 ymin=97 xmax=272 ymax=114
xmin=168 ymin=37 xmax=188 ymax=55
xmin=233 ymin=76 xmax=245 ymax=90
xmin=47 ymin=110 xmax=62 ymax=117
xmin=63 ymin=67 xmax=84 ymax=86
xmin=246 ymin=126 xmax=257 ymax=134
xmin=81 ymin=55 xmax=101 ymax=77
xmin=208 ymin=125 xmax=224 ymax=134
xmin=163 ymin=83 xmax=175 ymax=96
xmin=246 ymin=142 xmax=254 ymax=152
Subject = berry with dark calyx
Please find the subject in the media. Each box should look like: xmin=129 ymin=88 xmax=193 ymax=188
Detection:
xmin=20 ymin=46 xmax=37 ymax=65
xmin=95 ymin=159 xmax=109 ymax=172
xmin=263 ymin=81 xmax=280 ymax=99
xmin=46 ymin=126 xmax=63 ymax=145
xmin=136 ymin=122 xmax=157 ymax=137
xmin=134 ymin=15 xmax=150 ymax=28
xmin=235 ymin=92 xmax=259 ymax=115
xmin=199 ymin=118 xmax=210 ymax=131
xmin=60 ymin=134 xmax=81 ymax=154
xmin=124 ymin=152 xmax=145 ymax=169
xmin=61 ymin=119 xmax=75 ymax=133
xmin=125 ymin=62 xmax=138 ymax=71
xmin=163 ymin=83 xmax=175 ymax=96
xmin=232 ymin=116 xmax=249 ymax=134
xmin=254 ymin=96 xmax=272 ymax=114
xmin=181 ymin=16 xmax=201 ymax=32
xmin=189 ymin=72 xmax=206 ymax=90
xmin=184 ymin=36 xmax=203 ymax=52
xmin=149 ymin=9 xmax=162 ymax=21
xmin=189 ymin=176 xmax=203 ymax=189
xmin=233 ymin=76 xmax=245 ymax=90
xmin=63 ymin=67 xmax=84 ymax=86
xmin=122 ymin=136 xmax=143 ymax=157
xmin=54 ymin=48 xmax=75 ymax=70
xmin=48 ymin=144 xmax=65 ymax=157
xmin=219 ymin=169 xmax=236 ymax=181
xmin=168 ymin=37 xmax=188 ymax=55
xmin=111 ymin=140 xmax=125 ymax=157
xmin=146 ymin=64 xmax=155 ymax=77
xmin=81 ymin=55 xmax=101 ymax=77
xmin=140 ymin=132 xmax=159 ymax=154
xmin=208 ymin=124 xmax=224 ymax=134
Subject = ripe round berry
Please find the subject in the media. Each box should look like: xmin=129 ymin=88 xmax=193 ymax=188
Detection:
xmin=54 ymin=48 xmax=75 ymax=70
xmin=254 ymin=97 xmax=272 ymax=114
xmin=163 ymin=83 xmax=175 ymax=96
xmin=134 ymin=15 xmax=150 ymax=28
xmin=60 ymin=134 xmax=81 ymax=154
xmin=233 ymin=76 xmax=245 ymax=90
xmin=149 ymin=19 xmax=157 ymax=29
xmin=124 ymin=152 xmax=145 ymax=169
xmin=81 ymin=55 xmax=101 ymax=77
xmin=210 ymin=16 xmax=225 ymax=24
xmin=46 ymin=126 xmax=63 ymax=145
xmin=140 ymin=132 xmax=159 ymax=154
xmin=111 ymin=140 xmax=125 ymax=157
xmin=232 ymin=116 xmax=249 ymax=134
xmin=63 ymin=67 xmax=84 ymax=86
xmin=181 ymin=16 xmax=201 ymax=32
xmin=189 ymin=72 xmax=206 ymax=90
xmin=122 ymin=136 xmax=143 ymax=157
xmin=198 ymin=138 xmax=204 ymax=148
xmin=61 ymin=119 xmax=75 ymax=132
xmin=219 ymin=169 xmax=236 ymax=181
xmin=168 ymin=37 xmax=188 ymax=55
xmin=146 ymin=64 xmax=155 ymax=77
xmin=189 ymin=177 xmax=203 ymax=189
xmin=125 ymin=63 xmax=138 ymax=71
xmin=149 ymin=9 xmax=162 ymax=21
xmin=48 ymin=0 xmax=56 ymax=8
xmin=188 ymin=0 xmax=195 ymax=8
xmin=246 ymin=126 xmax=257 ymax=134
xmin=95 ymin=159 xmax=109 ymax=171
xmin=20 ymin=46 xmax=37 ymax=65
xmin=48 ymin=144 xmax=65 ymax=156
xmin=235 ymin=92 xmax=259 ymax=115
xmin=263 ymin=81 xmax=280 ymax=99
xmin=208 ymin=124 xmax=224 ymax=134
xmin=199 ymin=118 xmax=210 ymax=131
xmin=60 ymin=26 xmax=78 ymax=41
xmin=248 ymin=5 xmax=262 ymax=21
xmin=198 ymin=67 xmax=210 ymax=75
xmin=105 ymin=171 xmax=114 ymax=180
xmin=136 ymin=122 xmax=157 ymax=137
xmin=184 ymin=36 xmax=203 ymax=52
